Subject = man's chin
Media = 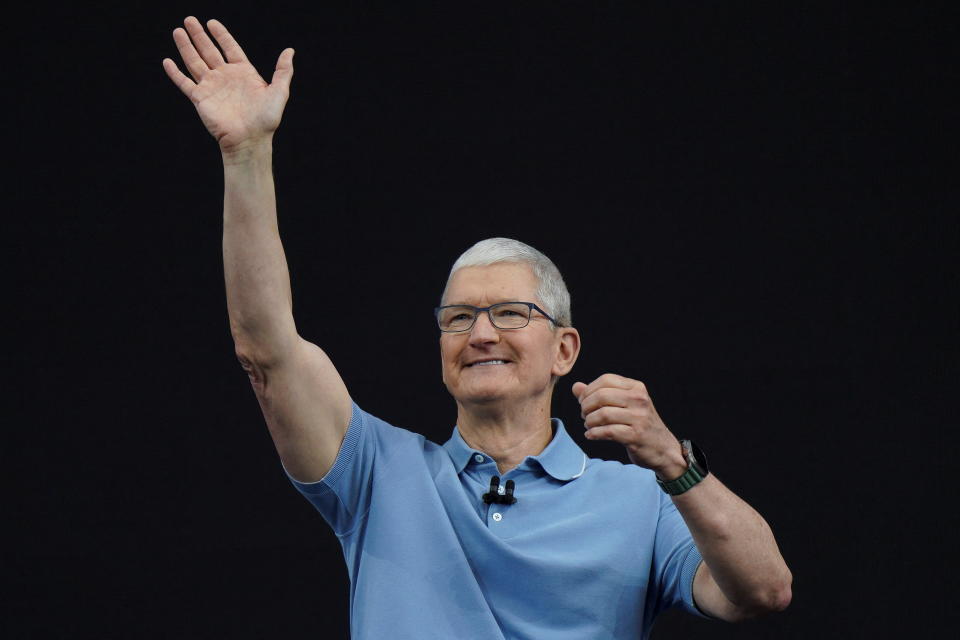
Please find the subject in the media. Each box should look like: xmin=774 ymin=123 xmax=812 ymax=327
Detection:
xmin=453 ymin=384 xmax=514 ymax=407
xmin=459 ymin=391 xmax=508 ymax=406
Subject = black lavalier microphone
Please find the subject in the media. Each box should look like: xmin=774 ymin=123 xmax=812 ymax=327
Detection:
xmin=482 ymin=476 xmax=517 ymax=505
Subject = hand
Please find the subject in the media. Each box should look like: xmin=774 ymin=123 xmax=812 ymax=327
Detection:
xmin=572 ymin=374 xmax=686 ymax=478
xmin=162 ymin=17 xmax=294 ymax=153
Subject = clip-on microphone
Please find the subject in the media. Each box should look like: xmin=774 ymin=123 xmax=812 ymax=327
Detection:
xmin=482 ymin=476 xmax=517 ymax=505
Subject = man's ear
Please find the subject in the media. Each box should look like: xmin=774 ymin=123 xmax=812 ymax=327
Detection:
xmin=552 ymin=327 xmax=581 ymax=377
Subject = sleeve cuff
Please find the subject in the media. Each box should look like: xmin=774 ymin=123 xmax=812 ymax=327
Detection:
xmin=283 ymin=401 xmax=364 ymax=495
xmin=681 ymin=546 xmax=715 ymax=619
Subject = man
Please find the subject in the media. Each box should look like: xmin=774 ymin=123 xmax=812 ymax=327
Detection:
xmin=163 ymin=17 xmax=792 ymax=638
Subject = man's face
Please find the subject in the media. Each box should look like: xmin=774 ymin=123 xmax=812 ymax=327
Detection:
xmin=439 ymin=262 xmax=579 ymax=410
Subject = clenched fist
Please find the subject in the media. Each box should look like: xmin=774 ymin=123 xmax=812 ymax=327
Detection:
xmin=572 ymin=374 xmax=687 ymax=480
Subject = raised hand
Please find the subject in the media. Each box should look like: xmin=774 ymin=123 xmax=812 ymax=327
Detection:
xmin=572 ymin=374 xmax=687 ymax=478
xmin=162 ymin=17 xmax=294 ymax=153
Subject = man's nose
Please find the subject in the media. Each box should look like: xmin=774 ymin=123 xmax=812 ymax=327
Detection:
xmin=468 ymin=310 xmax=501 ymax=344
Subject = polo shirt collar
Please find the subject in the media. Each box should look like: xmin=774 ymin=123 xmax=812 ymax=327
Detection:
xmin=442 ymin=418 xmax=588 ymax=482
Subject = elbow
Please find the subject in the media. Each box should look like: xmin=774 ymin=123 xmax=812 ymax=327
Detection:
xmin=776 ymin=571 xmax=793 ymax=608
xmin=745 ymin=573 xmax=793 ymax=617
xmin=771 ymin=565 xmax=794 ymax=611
xmin=764 ymin=581 xmax=793 ymax=613
xmin=776 ymin=568 xmax=793 ymax=608
xmin=726 ymin=572 xmax=792 ymax=621
xmin=234 ymin=340 xmax=289 ymax=387
xmin=235 ymin=348 xmax=268 ymax=387
xmin=233 ymin=332 xmax=296 ymax=373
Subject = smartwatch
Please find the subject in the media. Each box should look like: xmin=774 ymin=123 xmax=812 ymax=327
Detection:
xmin=656 ymin=440 xmax=709 ymax=496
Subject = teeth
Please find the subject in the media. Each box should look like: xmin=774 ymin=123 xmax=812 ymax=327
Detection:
xmin=475 ymin=360 xmax=506 ymax=366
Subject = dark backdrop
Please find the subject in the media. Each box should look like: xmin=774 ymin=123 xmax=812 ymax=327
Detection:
xmin=8 ymin=2 xmax=956 ymax=638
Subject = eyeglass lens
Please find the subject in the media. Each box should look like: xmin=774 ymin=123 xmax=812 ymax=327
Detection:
xmin=438 ymin=303 xmax=532 ymax=331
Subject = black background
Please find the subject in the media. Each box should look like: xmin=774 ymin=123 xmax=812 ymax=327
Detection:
xmin=8 ymin=2 xmax=956 ymax=638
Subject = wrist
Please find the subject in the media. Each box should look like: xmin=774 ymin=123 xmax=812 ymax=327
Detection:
xmin=653 ymin=453 xmax=689 ymax=481
xmin=656 ymin=440 xmax=710 ymax=496
xmin=221 ymin=138 xmax=274 ymax=166
xmin=653 ymin=447 xmax=688 ymax=482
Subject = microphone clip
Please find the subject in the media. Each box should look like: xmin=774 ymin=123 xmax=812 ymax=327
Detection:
xmin=482 ymin=476 xmax=517 ymax=505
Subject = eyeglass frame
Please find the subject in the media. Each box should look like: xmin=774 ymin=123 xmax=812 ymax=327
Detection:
xmin=434 ymin=301 xmax=560 ymax=333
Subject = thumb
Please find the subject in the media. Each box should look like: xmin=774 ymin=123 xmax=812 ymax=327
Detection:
xmin=271 ymin=48 xmax=295 ymax=89
xmin=571 ymin=381 xmax=587 ymax=401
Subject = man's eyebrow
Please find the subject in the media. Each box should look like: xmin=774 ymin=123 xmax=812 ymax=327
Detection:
xmin=444 ymin=298 xmax=522 ymax=306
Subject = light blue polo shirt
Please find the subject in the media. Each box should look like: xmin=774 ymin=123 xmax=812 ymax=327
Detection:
xmin=288 ymin=403 xmax=705 ymax=639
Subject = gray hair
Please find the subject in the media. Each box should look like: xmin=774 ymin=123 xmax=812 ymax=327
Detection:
xmin=440 ymin=238 xmax=572 ymax=327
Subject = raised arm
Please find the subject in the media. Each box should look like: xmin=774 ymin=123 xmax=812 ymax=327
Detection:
xmin=164 ymin=17 xmax=351 ymax=482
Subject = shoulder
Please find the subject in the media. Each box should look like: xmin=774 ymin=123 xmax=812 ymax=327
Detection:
xmin=351 ymin=403 xmax=448 ymax=460
xmin=584 ymin=456 xmax=656 ymax=483
xmin=575 ymin=457 xmax=666 ymax=506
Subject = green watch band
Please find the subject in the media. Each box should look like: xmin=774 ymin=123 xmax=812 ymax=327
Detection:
xmin=656 ymin=440 xmax=709 ymax=496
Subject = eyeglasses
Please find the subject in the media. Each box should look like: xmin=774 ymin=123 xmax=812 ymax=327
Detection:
xmin=434 ymin=301 xmax=559 ymax=333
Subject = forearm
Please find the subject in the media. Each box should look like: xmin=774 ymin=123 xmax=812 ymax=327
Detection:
xmin=222 ymin=141 xmax=297 ymax=362
xmin=573 ymin=377 xmax=791 ymax=617
xmin=672 ymin=475 xmax=792 ymax=613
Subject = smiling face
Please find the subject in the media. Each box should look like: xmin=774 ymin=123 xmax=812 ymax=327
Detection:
xmin=439 ymin=262 xmax=580 ymax=413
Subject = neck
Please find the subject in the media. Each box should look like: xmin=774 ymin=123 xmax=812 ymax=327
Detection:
xmin=455 ymin=397 xmax=554 ymax=474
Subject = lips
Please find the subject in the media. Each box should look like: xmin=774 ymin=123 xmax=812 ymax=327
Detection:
xmin=465 ymin=359 xmax=511 ymax=367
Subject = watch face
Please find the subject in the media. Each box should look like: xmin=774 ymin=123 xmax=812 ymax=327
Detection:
xmin=685 ymin=440 xmax=709 ymax=474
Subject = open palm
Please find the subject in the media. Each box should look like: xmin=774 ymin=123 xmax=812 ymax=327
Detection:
xmin=163 ymin=17 xmax=294 ymax=152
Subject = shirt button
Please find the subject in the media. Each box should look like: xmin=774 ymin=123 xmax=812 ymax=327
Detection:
xmin=473 ymin=454 xmax=484 ymax=463
xmin=492 ymin=513 xmax=502 ymax=522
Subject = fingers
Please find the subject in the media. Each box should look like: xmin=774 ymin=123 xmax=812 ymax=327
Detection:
xmin=270 ymin=48 xmax=295 ymax=90
xmin=183 ymin=16 xmax=226 ymax=69
xmin=161 ymin=58 xmax=196 ymax=97
xmin=172 ymin=25 xmax=208 ymax=82
xmin=172 ymin=17 xmax=230 ymax=83
xmin=584 ymin=423 xmax=634 ymax=442
xmin=583 ymin=406 xmax=635 ymax=429
xmin=573 ymin=373 xmax=655 ymax=434
xmin=578 ymin=387 xmax=632 ymax=418
xmin=207 ymin=19 xmax=248 ymax=63
xmin=572 ymin=373 xmax=636 ymax=402
xmin=574 ymin=373 xmax=676 ymax=471
xmin=573 ymin=374 xmax=648 ymax=413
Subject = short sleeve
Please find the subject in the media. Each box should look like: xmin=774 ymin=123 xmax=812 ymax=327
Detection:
xmin=650 ymin=489 xmax=709 ymax=618
xmin=285 ymin=402 xmax=381 ymax=536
